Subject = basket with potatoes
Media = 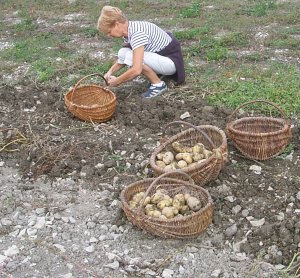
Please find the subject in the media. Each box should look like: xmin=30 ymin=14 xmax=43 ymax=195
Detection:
xmin=150 ymin=121 xmax=228 ymax=186
xmin=120 ymin=171 xmax=213 ymax=239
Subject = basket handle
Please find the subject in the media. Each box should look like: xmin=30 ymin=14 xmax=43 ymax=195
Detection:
xmin=162 ymin=121 xmax=216 ymax=149
xmin=136 ymin=170 xmax=194 ymax=215
xmin=228 ymin=99 xmax=290 ymax=124
xmin=72 ymin=73 xmax=109 ymax=93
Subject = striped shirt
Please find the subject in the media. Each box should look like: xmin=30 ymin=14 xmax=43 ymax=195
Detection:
xmin=125 ymin=21 xmax=171 ymax=52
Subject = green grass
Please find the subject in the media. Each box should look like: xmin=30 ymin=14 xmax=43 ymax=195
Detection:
xmin=0 ymin=0 xmax=299 ymax=118
xmin=205 ymin=62 xmax=300 ymax=115
xmin=179 ymin=1 xmax=202 ymax=18
xmin=245 ymin=1 xmax=277 ymax=17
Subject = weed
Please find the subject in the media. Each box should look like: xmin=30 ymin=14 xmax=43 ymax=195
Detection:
xmin=278 ymin=144 xmax=295 ymax=159
xmin=279 ymin=252 xmax=300 ymax=278
xmin=173 ymin=26 xmax=210 ymax=40
xmin=246 ymin=1 xmax=277 ymax=17
xmin=82 ymin=27 xmax=100 ymax=38
xmin=180 ymin=1 xmax=201 ymax=18
xmin=206 ymin=45 xmax=229 ymax=61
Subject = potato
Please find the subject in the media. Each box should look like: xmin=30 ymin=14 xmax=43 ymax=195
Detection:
xmin=164 ymin=164 xmax=176 ymax=171
xmin=132 ymin=192 xmax=145 ymax=203
xmin=186 ymin=196 xmax=202 ymax=212
xmin=179 ymin=205 xmax=190 ymax=215
xmin=157 ymin=197 xmax=173 ymax=210
xmin=173 ymin=194 xmax=185 ymax=206
xmin=175 ymin=153 xmax=193 ymax=164
xmin=152 ymin=210 xmax=162 ymax=218
xmin=145 ymin=204 xmax=155 ymax=213
xmin=162 ymin=151 xmax=175 ymax=165
xmin=147 ymin=210 xmax=162 ymax=218
xmin=203 ymin=149 xmax=213 ymax=159
xmin=193 ymin=153 xmax=205 ymax=162
xmin=192 ymin=143 xmax=205 ymax=154
xmin=143 ymin=196 xmax=151 ymax=206
xmin=151 ymin=191 xmax=166 ymax=204
xmin=156 ymin=153 xmax=164 ymax=160
xmin=129 ymin=200 xmax=138 ymax=209
xmin=177 ymin=160 xmax=188 ymax=169
xmin=156 ymin=160 xmax=166 ymax=168
xmin=161 ymin=207 xmax=175 ymax=219
xmin=159 ymin=215 xmax=168 ymax=220
xmin=172 ymin=141 xmax=192 ymax=153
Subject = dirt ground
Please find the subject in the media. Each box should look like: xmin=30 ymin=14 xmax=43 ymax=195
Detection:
xmin=1 ymin=76 xmax=299 ymax=273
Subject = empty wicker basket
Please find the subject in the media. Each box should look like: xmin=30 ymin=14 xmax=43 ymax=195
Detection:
xmin=226 ymin=100 xmax=292 ymax=160
xmin=64 ymin=73 xmax=116 ymax=122
xmin=120 ymin=171 xmax=213 ymax=239
xmin=149 ymin=121 xmax=228 ymax=186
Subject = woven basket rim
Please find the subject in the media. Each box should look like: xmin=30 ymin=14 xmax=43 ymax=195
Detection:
xmin=227 ymin=116 xmax=290 ymax=137
xmin=64 ymin=85 xmax=116 ymax=108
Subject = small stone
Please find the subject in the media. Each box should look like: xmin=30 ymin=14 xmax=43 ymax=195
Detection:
xmin=180 ymin=111 xmax=190 ymax=119
xmin=69 ymin=217 xmax=76 ymax=224
xmin=4 ymin=245 xmax=19 ymax=257
xmin=211 ymin=269 xmax=222 ymax=277
xmin=249 ymin=218 xmax=265 ymax=227
xmin=225 ymin=224 xmax=237 ymax=238
xmin=241 ymin=209 xmax=249 ymax=217
xmin=54 ymin=244 xmax=66 ymax=253
xmin=162 ymin=269 xmax=174 ymax=278
xmin=249 ymin=165 xmax=262 ymax=174
xmin=104 ymin=260 xmax=119 ymax=270
xmin=1 ymin=219 xmax=12 ymax=226
xmin=85 ymin=245 xmax=95 ymax=253
xmin=232 ymin=205 xmax=242 ymax=214
xmin=33 ymin=217 xmax=46 ymax=229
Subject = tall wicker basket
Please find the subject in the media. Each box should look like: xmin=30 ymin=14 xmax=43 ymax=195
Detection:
xmin=226 ymin=100 xmax=292 ymax=160
xmin=120 ymin=171 xmax=213 ymax=239
xmin=149 ymin=121 xmax=228 ymax=186
xmin=64 ymin=73 xmax=116 ymax=123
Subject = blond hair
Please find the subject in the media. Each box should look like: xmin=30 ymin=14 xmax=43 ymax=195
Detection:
xmin=97 ymin=6 xmax=127 ymax=33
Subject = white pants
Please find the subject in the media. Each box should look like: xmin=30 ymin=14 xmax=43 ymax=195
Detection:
xmin=117 ymin=47 xmax=176 ymax=76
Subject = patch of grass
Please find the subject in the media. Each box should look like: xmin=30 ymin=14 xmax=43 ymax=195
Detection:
xmin=278 ymin=144 xmax=295 ymax=159
xmin=205 ymin=62 xmax=300 ymax=115
xmin=82 ymin=27 xmax=100 ymax=38
xmin=246 ymin=1 xmax=277 ymax=17
xmin=173 ymin=26 xmax=210 ymax=40
xmin=31 ymin=59 xmax=57 ymax=83
xmin=0 ymin=33 xmax=71 ymax=63
xmin=265 ymin=36 xmax=300 ymax=49
xmin=218 ymin=32 xmax=249 ymax=48
xmin=240 ymin=52 xmax=269 ymax=62
xmin=206 ymin=45 xmax=229 ymax=61
xmin=180 ymin=1 xmax=201 ymax=18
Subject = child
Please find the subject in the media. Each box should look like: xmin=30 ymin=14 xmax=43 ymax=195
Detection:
xmin=97 ymin=6 xmax=185 ymax=98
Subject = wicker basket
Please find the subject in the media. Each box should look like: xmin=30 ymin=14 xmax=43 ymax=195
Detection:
xmin=149 ymin=121 xmax=228 ymax=186
xmin=120 ymin=171 xmax=213 ymax=239
xmin=226 ymin=100 xmax=292 ymax=160
xmin=64 ymin=73 xmax=116 ymax=122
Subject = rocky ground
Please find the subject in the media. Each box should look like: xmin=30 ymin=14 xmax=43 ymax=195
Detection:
xmin=0 ymin=82 xmax=299 ymax=278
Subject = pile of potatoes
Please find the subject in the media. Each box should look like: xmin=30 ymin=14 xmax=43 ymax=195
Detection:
xmin=155 ymin=141 xmax=213 ymax=170
xmin=128 ymin=189 xmax=202 ymax=220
